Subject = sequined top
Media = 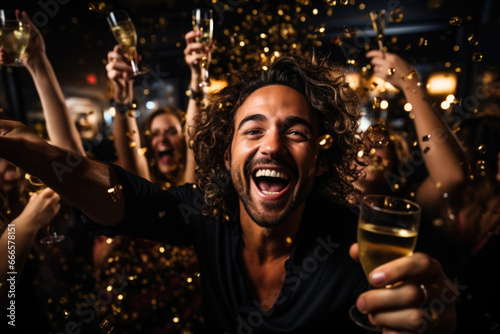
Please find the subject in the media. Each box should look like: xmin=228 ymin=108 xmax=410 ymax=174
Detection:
xmin=84 ymin=164 xmax=368 ymax=333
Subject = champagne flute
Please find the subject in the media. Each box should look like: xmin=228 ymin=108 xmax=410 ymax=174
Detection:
xmin=0 ymin=9 xmax=30 ymax=67
xmin=350 ymin=194 xmax=421 ymax=331
xmin=107 ymin=10 xmax=146 ymax=78
xmin=192 ymin=8 xmax=213 ymax=87
xmin=25 ymin=173 xmax=65 ymax=244
xmin=369 ymin=10 xmax=386 ymax=51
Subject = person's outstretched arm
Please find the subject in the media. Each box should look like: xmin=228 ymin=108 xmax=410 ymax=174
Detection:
xmin=0 ymin=188 xmax=60 ymax=312
xmin=2 ymin=11 xmax=85 ymax=156
xmin=0 ymin=120 xmax=124 ymax=225
xmin=367 ymin=50 xmax=467 ymax=214
xmin=106 ymin=45 xmax=150 ymax=179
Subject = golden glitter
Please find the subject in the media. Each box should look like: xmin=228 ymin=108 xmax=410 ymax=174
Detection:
xmin=389 ymin=8 xmax=403 ymax=23
xmin=340 ymin=0 xmax=348 ymax=5
xmin=407 ymin=69 xmax=416 ymax=79
xmin=477 ymin=144 xmax=487 ymax=155
xmin=387 ymin=68 xmax=395 ymax=75
xmin=129 ymin=141 xmax=137 ymax=148
xmin=342 ymin=25 xmax=355 ymax=38
xmin=286 ymin=236 xmax=293 ymax=244
xmin=453 ymin=45 xmax=460 ymax=52
xmin=318 ymin=134 xmax=334 ymax=149
xmin=372 ymin=96 xmax=381 ymax=109
xmin=144 ymin=129 xmax=151 ymax=136
xmin=436 ymin=181 xmax=442 ymax=189
xmin=449 ymin=17 xmax=462 ymax=26
xmin=159 ymin=246 xmax=165 ymax=253
xmin=472 ymin=52 xmax=483 ymax=62
xmin=107 ymin=285 xmax=113 ymax=292
xmin=357 ymin=150 xmax=364 ymax=158
xmin=117 ymin=294 xmax=124 ymax=300
xmin=468 ymin=34 xmax=478 ymax=46
xmin=418 ymin=37 xmax=427 ymax=46
xmin=106 ymin=238 xmax=113 ymax=244
xmin=410 ymin=192 xmax=415 ymax=197
xmin=187 ymin=277 xmax=193 ymax=283
xmin=393 ymin=184 xmax=400 ymax=190
xmin=138 ymin=147 xmax=147 ymax=156
xmin=107 ymin=185 xmax=123 ymax=203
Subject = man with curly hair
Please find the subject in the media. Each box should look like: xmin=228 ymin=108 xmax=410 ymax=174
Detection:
xmin=0 ymin=51 xmax=456 ymax=333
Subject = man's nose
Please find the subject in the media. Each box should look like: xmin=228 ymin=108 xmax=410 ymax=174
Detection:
xmin=260 ymin=129 xmax=286 ymax=157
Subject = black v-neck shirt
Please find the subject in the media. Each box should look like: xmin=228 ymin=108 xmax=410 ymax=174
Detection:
xmin=84 ymin=165 xmax=368 ymax=333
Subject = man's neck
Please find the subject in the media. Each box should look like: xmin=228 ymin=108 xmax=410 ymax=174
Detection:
xmin=239 ymin=202 xmax=305 ymax=263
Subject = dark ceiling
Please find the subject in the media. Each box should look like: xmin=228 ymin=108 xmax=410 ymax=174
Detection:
xmin=1 ymin=0 xmax=500 ymax=127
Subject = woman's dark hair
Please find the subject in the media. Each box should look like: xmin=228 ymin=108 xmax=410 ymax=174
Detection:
xmin=190 ymin=49 xmax=364 ymax=219
xmin=142 ymin=106 xmax=186 ymax=188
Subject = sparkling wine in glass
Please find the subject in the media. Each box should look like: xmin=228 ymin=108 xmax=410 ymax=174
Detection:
xmin=107 ymin=10 xmax=146 ymax=78
xmin=350 ymin=194 xmax=420 ymax=331
xmin=192 ymin=8 xmax=213 ymax=87
xmin=0 ymin=9 xmax=30 ymax=67
xmin=25 ymin=173 xmax=65 ymax=244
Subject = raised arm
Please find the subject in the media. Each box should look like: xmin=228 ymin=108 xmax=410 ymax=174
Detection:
xmin=105 ymin=45 xmax=150 ymax=179
xmin=183 ymin=30 xmax=211 ymax=184
xmin=10 ymin=11 xmax=85 ymax=155
xmin=0 ymin=120 xmax=124 ymax=225
xmin=366 ymin=50 xmax=467 ymax=214
xmin=0 ymin=188 xmax=60 ymax=312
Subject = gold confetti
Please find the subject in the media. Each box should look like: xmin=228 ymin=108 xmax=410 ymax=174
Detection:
xmin=137 ymin=147 xmax=147 ymax=156
xmin=286 ymin=236 xmax=293 ymax=245
xmin=318 ymin=134 xmax=334 ymax=149
xmin=477 ymin=144 xmax=487 ymax=155
xmin=372 ymin=96 xmax=381 ymax=109
xmin=436 ymin=181 xmax=442 ymax=189
xmin=387 ymin=68 xmax=395 ymax=75
xmin=449 ymin=17 xmax=462 ymax=26
xmin=407 ymin=69 xmax=416 ymax=79
xmin=468 ymin=34 xmax=478 ymax=46
xmin=107 ymin=185 xmax=123 ymax=203
xmin=472 ymin=52 xmax=483 ymax=62
xmin=389 ymin=8 xmax=403 ymax=23
xmin=342 ymin=26 xmax=356 ymax=38
xmin=129 ymin=141 xmax=137 ymax=148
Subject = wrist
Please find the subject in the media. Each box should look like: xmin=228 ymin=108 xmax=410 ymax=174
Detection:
xmin=187 ymin=86 xmax=204 ymax=100
xmin=111 ymin=100 xmax=135 ymax=114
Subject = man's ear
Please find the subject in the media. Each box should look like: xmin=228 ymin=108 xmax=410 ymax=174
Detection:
xmin=224 ymin=149 xmax=231 ymax=170
xmin=316 ymin=155 xmax=327 ymax=177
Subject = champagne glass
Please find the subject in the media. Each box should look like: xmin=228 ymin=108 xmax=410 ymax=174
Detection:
xmin=350 ymin=194 xmax=421 ymax=331
xmin=192 ymin=8 xmax=213 ymax=87
xmin=107 ymin=10 xmax=146 ymax=78
xmin=0 ymin=9 xmax=30 ymax=67
xmin=369 ymin=10 xmax=386 ymax=51
xmin=25 ymin=173 xmax=65 ymax=244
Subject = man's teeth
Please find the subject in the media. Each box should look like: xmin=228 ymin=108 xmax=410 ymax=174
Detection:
xmin=255 ymin=169 xmax=289 ymax=180
xmin=261 ymin=190 xmax=280 ymax=195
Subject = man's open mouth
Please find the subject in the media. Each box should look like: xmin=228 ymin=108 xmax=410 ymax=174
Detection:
xmin=253 ymin=168 xmax=290 ymax=195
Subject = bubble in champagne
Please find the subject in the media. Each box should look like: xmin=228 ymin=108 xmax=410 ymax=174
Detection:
xmin=318 ymin=134 xmax=334 ymax=149
xmin=449 ymin=17 xmax=462 ymax=26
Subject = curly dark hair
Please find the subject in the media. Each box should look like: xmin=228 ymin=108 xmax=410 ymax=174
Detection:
xmin=142 ymin=107 xmax=187 ymax=188
xmin=190 ymin=50 xmax=364 ymax=219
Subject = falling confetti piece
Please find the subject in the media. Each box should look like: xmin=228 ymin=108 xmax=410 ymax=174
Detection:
xmin=472 ymin=52 xmax=483 ymax=62
xmin=407 ymin=69 xmax=416 ymax=79
xmin=477 ymin=144 xmax=487 ymax=155
xmin=387 ymin=68 xmax=395 ymax=75
xmin=373 ymin=96 xmax=381 ymax=109
xmin=468 ymin=34 xmax=478 ymax=46
xmin=389 ymin=8 xmax=404 ymax=23
xmin=318 ymin=134 xmax=334 ymax=149
xmin=343 ymin=26 xmax=356 ymax=38
xmin=449 ymin=17 xmax=462 ymax=26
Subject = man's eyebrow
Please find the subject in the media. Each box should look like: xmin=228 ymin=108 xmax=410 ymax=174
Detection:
xmin=285 ymin=116 xmax=314 ymax=133
xmin=237 ymin=114 xmax=267 ymax=130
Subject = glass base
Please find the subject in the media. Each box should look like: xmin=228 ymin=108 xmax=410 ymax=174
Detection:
xmin=199 ymin=80 xmax=211 ymax=87
xmin=40 ymin=233 xmax=65 ymax=244
xmin=129 ymin=70 xmax=148 ymax=79
xmin=349 ymin=305 xmax=381 ymax=332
